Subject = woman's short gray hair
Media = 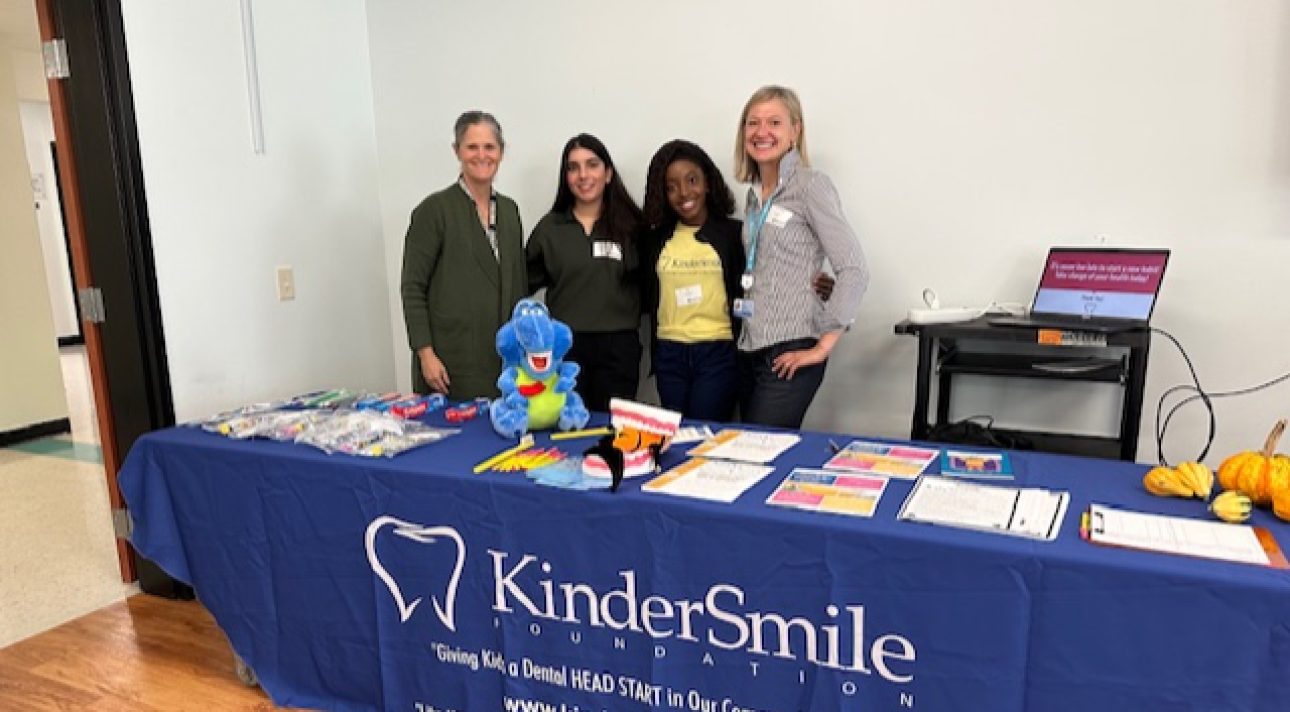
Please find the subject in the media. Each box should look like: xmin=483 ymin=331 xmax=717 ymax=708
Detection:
xmin=453 ymin=111 xmax=505 ymax=149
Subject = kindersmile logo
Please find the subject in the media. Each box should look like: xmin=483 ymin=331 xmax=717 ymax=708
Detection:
xmin=364 ymin=515 xmax=917 ymax=687
xmin=365 ymin=516 xmax=465 ymax=630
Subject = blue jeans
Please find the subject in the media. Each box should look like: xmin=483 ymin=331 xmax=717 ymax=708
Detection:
xmin=737 ymin=338 xmax=827 ymax=429
xmin=654 ymin=339 xmax=738 ymax=422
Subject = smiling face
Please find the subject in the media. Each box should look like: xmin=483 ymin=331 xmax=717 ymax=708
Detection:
xmin=454 ymin=123 xmax=503 ymax=187
xmin=665 ymin=159 xmax=709 ymax=227
xmin=564 ymin=147 xmax=611 ymax=209
xmin=743 ymin=98 xmax=800 ymax=172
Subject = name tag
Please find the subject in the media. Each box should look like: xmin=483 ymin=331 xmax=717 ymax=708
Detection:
xmin=767 ymin=205 xmax=793 ymax=228
xmin=732 ymin=298 xmax=754 ymax=319
xmin=674 ymin=284 xmax=702 ymax=307
xmin=592 ymin=240 xmax=623 ymax=261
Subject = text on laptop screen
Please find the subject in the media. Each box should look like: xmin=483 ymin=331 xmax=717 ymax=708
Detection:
xmin=1031 ymin=250 xmax=1169 ymax=320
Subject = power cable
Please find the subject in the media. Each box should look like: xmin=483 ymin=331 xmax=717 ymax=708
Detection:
xmin=1152 ymin=327 xmax=1290 ymax=465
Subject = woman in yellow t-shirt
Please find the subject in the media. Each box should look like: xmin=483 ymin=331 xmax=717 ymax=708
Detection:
xmin=639 ymin=140 xmax=745 ymax=421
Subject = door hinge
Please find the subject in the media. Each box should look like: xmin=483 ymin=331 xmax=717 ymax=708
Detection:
xmin=78 ymin=287 xmax=106 ymax=324
xmin=42 ymin=39 xmax=70 ymax=79
xmin=112 ymin=509 xmax=133 ymax=539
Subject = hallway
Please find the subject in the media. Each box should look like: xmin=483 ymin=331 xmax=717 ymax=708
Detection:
xmin=0 ymin=345 xmax=136 ymax=648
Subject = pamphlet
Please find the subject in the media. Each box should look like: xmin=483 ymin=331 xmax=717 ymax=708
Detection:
xmin=765 ymin=468 xmax=889 ymax=518
xmin=897 ymin=475 xmax=1068 ymax=541
xmin=642 ymin=458 xmax=775 ymax=503
xmin=1084 ymin=503 xmax=1288 ymax=568
xmin=823 ymin=440 xmax=938 ymax=479
xmin=671 ymin=425 xmax=716 ymax=444
xmin=939 ymin=449 xmax=1013 ymax=479
xmin=688 ymin=429 xmax=801 ymax=464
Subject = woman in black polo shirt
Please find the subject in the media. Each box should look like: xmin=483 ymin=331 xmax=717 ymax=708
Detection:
xmin=526 ymin=134 xmax=644 ymax=413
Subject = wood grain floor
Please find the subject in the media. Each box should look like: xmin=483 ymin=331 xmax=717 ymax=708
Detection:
xmin=0 ymin=594 xmax=312 ymax=711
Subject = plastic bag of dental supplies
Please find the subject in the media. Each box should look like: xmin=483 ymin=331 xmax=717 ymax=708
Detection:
xmin=294 ymin=409 xmax=457 ymax=457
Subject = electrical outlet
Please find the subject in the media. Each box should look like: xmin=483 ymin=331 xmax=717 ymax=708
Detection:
xmin=276 ymin=266 xmax=295 ymax=301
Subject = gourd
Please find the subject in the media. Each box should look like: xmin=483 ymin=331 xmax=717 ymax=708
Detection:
xmin=1210 ymin=490 xmax=1253 ymax=524
xmin=1175 ymin=461 xmax=1214 ymax=500
xmin=1274 ymin=489 xmax=1290 ymax=523
xmin=1143 ymin=464 xmax=1210 ymax=499
xmin=1216 ymin=420 xmax=1290 ymax=508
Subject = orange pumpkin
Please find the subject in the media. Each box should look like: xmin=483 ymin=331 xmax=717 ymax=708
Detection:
xmin=1217 ymin=420 xmax=1290 ymax=508
xmin=1275 ymin=489 xmax=1290 ymax=522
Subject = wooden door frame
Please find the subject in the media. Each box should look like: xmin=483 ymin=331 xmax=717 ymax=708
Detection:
xmin=35 ymin=0 xmax=177 ymax=583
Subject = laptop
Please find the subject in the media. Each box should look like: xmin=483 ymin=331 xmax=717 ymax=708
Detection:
xmin=987 ymin=247 xmax=1170 ymax=333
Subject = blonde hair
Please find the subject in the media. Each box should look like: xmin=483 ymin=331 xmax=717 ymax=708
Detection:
xmin=734 ymin=85 xmax=810 ymax=183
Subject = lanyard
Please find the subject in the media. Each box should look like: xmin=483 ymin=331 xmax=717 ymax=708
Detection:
xmin=744 ymin=194 xmax=776 ymax=277
xmin=459 ymin=177 xmax=498 ymax=259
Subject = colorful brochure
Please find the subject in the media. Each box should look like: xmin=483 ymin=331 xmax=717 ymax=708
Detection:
xmin=765 ymin=468 xmax=890 ymax=518
xmin=939 ymin=449 xmax=1013 ymax=479
xmin=823 ymin=440 xmax=938 ymax=479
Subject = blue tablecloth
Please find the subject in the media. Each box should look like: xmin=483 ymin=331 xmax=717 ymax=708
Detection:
xmin=120 ymin=416 xmax=1290 ymax=712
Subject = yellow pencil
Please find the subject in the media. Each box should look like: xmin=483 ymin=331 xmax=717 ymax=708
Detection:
xmin=473 ymin=435 xmax=535 ymax=474
xmin=550 ymin=427 xmax=613 ymax=441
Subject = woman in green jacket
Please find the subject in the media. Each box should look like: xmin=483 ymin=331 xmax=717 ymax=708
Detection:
xmin=400 ymin=111 xmax=528 ymax=400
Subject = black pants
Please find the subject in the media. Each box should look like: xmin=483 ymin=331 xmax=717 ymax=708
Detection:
xmin=737 ymin=337 xmax=828 ymax=429
xmin=568 ymin=330 xmax=642 ymax=413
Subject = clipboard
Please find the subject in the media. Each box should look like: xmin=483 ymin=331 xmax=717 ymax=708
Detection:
xmin=1083 ymin=503 xmax=1289 ymax=569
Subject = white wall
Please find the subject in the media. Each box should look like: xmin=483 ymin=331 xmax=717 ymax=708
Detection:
xmin=9 ymin=46 xmax=45 ymax=103
xmin=367 ymin=0 xmax=1290 ymax=465
xmin=20 ymin=100 xmax=77 ymax=341
xmin=0 ymin=47 xmax=66 ymax=431
xmin=121 ymin=0 xmax=394 ymax=421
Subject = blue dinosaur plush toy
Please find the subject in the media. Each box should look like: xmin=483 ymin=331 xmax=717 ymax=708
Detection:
xmin=490 ymin=299 xmax=590 ymax=438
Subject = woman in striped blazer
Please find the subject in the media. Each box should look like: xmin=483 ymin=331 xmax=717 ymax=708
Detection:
xmin=732 ymin=85 xmax=870 ymax=429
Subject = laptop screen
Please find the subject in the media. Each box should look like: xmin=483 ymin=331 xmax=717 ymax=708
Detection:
xmin=1030 ymin=248 xmax=1170 ymax=321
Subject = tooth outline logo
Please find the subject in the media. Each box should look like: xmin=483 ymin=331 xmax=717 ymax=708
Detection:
xmin=365 ymin=516 xmax=465 ymax=631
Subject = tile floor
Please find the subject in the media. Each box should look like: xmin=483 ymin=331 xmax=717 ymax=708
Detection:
xmin=0 ymin=345 xmax=136 ymax=648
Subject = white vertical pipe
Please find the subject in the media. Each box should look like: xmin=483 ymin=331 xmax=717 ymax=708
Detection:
xmin=239 ymin=0 xmax=266 ymax=154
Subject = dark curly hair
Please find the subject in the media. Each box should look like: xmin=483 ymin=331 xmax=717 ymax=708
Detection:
xmin=643 ymin=139 xmax=736 ymax=229
xmin=550 ymin=133 xmax=642 ymax=246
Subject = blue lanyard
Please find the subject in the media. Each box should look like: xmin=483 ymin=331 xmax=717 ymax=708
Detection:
xmin=745 ymin=195 xmax=775 ymax=275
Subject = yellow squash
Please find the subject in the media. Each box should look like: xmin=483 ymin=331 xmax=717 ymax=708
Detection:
xmin=1175 ymin=461 xmax=1214 ymax=500
xmin=1143 ymin=465 xmax=1193 ymax=498
xmin=1210 ymin=490 xmax=1253 ymax=524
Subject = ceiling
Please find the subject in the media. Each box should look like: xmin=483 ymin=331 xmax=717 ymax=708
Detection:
xmin=0 ymin=0 xmax=39 ymax=51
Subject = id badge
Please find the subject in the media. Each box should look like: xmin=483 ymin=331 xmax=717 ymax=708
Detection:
xmin=592 ymin=240 xmax=623 ymax=260
xmin=675 ymin=284 xmax=702 ymax=307
xmin=767 ymin=205 xmax=794 ymax=228
xmin=732 ymin=298 xmax=754 ymax=319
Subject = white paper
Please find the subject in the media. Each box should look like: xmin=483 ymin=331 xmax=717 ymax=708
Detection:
xmin=643 ymin=458 xmax=775 ymax=503
xmin=688 ymin=429 xmax=801 ymax=464
xmin=898 ymin=475 xmax=1068 ymax=541
xmin=1087 ymin=503 xmax=1271 ymax=566
xmin=672 ymin=426 xmax=715 ymax=444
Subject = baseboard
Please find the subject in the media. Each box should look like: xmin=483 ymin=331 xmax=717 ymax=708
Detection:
xmin=0 ymin=418 xmax=73 ymax=447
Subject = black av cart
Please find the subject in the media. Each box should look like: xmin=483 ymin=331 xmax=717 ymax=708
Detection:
xmin=894 ymin=316 xmax=1151 ymax=461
